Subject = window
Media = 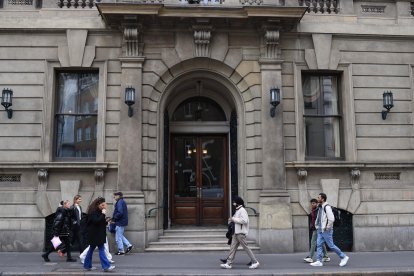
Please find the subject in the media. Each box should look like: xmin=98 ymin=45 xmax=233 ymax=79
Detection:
xmin=302 ymin=74 xmax=342 ymax=159
xmin=172 ymin=97 xmax=226 ymax=122
xmin=55 ymin=71 xmax=99 ymax=159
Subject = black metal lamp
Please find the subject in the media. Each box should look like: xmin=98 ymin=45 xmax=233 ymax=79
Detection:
xmin=1 ymin=88 xmax=13 ymax=119
xmin=125 ymin=87 xmax=135 ymax=118
xmin=270 ymin=87 xmax=281 ymax=117
xmin=381 ymin=90 xmax=393 ymax=120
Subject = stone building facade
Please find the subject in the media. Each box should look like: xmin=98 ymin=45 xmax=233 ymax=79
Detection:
xmin=0 ymin=0 xmax=413 ymax=253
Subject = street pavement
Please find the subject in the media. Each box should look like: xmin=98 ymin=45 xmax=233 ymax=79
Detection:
xmin=0 ymin=251 xmax=413 ymax=275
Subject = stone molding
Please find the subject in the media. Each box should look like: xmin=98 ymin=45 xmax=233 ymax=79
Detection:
xmin=193 ymin=25 xmax=212 ymax=57
xmin=297 ymin=168 xmax=310 ymax=214
xmin=123 ymin=26 xmax=143 ymax=57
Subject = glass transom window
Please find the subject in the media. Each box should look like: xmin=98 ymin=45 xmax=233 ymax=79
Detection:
xmin=172 ymin=97 xmax=226 ymax=122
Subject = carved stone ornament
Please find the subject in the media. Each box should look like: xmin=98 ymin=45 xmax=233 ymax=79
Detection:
xmin=37 ymin=169 xmax=48 ymax=184
xmin=264 ymin=29 xmax=279 ymax=59
xmin=193 ymin=26 xmax=212 ymax=57
xmin=123 ymin=27 xmax=142 ymax=57
xmin=350 ymin=168 xmax=360 ymax=190
xmin=297 ymin=168 xmax=308 ymax=180
xmin=94 ymin=169 xmax=104 ymax=182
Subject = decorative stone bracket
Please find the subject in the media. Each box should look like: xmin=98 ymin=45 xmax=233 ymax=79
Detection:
xmin=36 ymin=169 xmax=52 ymax=217
xmin=263 ymin=28 xmax=280 ymax=59
xmin=297 ymin=168 xmax=310 ymax=214
xmin=347 ymin=168 xmax=361 ymax=214
xmin=123 ymin=26 xmax=143 ymax=57
xmin=193 ymin=25 xmax=212 ymax=57
xmin=92 ymin=169 xmax=105 ymax=199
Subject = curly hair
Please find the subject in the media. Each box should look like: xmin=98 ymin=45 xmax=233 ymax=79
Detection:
xmin=87 ymin=197 xmax=106 ymax=215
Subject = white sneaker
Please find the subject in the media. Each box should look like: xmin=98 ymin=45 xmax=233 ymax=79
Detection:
xmin=304 ymin=257 xmax=313 ymax=263
xmin=310 ymin=260 xmax=323 ymax=267
xmin=109 ymin=259 xmax=115 ymax=263
xmin=220 ymin=263 xmax=232 ymax=269
xmin=249 ymin=262 xmax=259 ymax=269
xmin=323 ymin=256 xmax=330 ymax=262
xmin=339 ymin=255 xmax=349 ymax=267
xmin=104 ymin=265 xmax=115 ymax=272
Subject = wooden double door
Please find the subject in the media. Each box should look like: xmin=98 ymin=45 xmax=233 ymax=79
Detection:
xmin=171 ymin=135 xmax=228 ymax=225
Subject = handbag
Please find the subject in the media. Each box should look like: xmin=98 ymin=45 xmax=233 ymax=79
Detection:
xmin=51 ymin=236 xmax=62 ymax=249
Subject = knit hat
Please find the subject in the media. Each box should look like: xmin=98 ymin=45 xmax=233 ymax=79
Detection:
xmin=233 ymin=196 xmax=245 ymax=207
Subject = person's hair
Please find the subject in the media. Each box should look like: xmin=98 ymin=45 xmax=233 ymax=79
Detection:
xmin=319 ymin=193 xmax=327 ymax=202
xmin=232 ymin=196 xmax=245 ymax=207
xmin=87 ymin=197 xmax=106 ymax=215
xmin=310 ymin=198 xmax=318 ymax=204
xmin=73 ymin=194 xmax=81 ymax=203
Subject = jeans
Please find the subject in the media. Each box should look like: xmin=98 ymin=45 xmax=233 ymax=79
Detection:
xmin=115 ymin=226 xmax=131 ymax=252
xmin=309 ymin=230 xmax=327 ymax=260
xmin=80 ymin=237 xmax=112 ymax=262
xmin=316 ymin=229 xmax=345 ymax=262
xmin=83 ymin=244 xmax=110 ymax=270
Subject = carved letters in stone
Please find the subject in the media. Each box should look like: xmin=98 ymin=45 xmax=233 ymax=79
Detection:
xmin=123 ymin=27 xmax=142 ymax=57
xmin=193 ymin=26 xmax=212 ymax=57
xmin=263 ymin=29 xmax=279 ymax=59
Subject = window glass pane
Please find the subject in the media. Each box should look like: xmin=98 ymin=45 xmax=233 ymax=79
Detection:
xmin=305 ymin=117 xmax=341 ymax=158
xmin=303 ymin=75 xmax=339 ymax=116
xmin=55 ymin=71 xmax=98 ymax=159
xmin=172 ymin=97 xmax=226 ymax=121
xmin=173 ymin=137 xmax=197 ymax=197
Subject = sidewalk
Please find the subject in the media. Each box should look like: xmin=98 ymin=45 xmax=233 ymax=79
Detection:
xmin=0 ymin=251 xmax=413 ymax=275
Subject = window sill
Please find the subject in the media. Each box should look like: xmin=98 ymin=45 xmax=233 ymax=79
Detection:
xmin=0 ymin=162 xmax=118 ymax=170
xmin=285 ymin=161 xmax=414 ymax=168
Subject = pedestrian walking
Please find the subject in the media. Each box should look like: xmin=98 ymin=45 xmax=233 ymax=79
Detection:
xmin=79 ymin=237 xmax=114 ymax=264
xmin=70 ymin=194 xmax=85 ymax=253
xmin=112 ymin=192 xmax=133 ymax=255
xmin=310 ymin=193 xmax=349 ymax=267
xmin=220 ymin=196 xmax=259 ymax=269
xmin=303 ymin=198 xmax=330 ymax=263
xmin=42 ymin=200 xmax=76 ymax=263
xmin=83 ymin=197 xmax=115 ymax=272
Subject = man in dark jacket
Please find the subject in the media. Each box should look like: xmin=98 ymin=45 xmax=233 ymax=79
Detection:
xmin=42 ymin=200 xmax=77 ymax=262
xmin=112 ymin=192 xmax=133 ymax=255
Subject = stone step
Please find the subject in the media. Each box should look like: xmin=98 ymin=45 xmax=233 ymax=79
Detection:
xmin=159 ymin=234 xmax=224 ymax=241
xmin=148 ymin=240 xmax=256 ymax=248
xmin=163 ymin=229 xmax=226 ymax=236
xmin=145 ymin=245 xmax=260 ymax=252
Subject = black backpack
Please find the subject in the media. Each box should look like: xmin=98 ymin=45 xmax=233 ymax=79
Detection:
xmin=324 ymin=205 xmax=341 ymax=227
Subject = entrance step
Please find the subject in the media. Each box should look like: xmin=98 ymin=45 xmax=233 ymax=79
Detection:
xmin=145 ymin=226 xmax=260 ymax=252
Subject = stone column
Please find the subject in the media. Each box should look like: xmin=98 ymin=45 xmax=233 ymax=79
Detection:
xmin=257 ymin=28 xmax=294 ymax=253
xmin=117 ymin=26 xmax=146 ymax=252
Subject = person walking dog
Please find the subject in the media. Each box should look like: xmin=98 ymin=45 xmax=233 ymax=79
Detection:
xmin=310 ymin=193 xmax=349 ymax=267
xmin=112 ymin=192 xmax=133 ymax=255
xmin=220 ymin=196 xmax=259 ymax=269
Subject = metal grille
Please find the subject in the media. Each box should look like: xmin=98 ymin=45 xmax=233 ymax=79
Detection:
xmin=8 ymin=0 xmax=32 ymax=5
xmin=0 ymin=174 xmax=21 ymax=182
xmin=374 ymin=172 xmax=400 ymax=180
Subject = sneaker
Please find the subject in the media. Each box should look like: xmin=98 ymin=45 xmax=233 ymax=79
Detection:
xmin=304 ymin=257 xmax=313 ymax=263
xmin=109 ymin=259 xmax=115 ymax=263
xmin=249 ymin=262 xmax=260 ymax=269
xmin=57 ymin=250 xmax=65 ymax=257
xmin=41 ymin=253 xmax=50 ymax=262
xmin=84 ymin=267 xmax=97 ymax=271
xmin=104 ymin=265 xmax=115 ymax=272
xmin=323 ymin=256 xmax=331 ymax=262
xmin=219 ymin=258 xmax=227 ymax=264
xmin=220 ymin=263 xmax=232 ymax=269
xmin=246 ymin=261 xmax=252 ymax=266
xmin=66 ymin=258 xmax=77 ymax=262
xmin=339 ymin=255 xmax=349 ymax=267
xmin=115 ymin=251 xmax=125 ymax=255
xmin=125 ymin=245 xmax=133 ymax=254
xmin=310 ymin=260 xmax=323 ymax=267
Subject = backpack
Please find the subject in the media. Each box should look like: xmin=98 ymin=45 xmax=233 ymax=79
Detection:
xmin=323 ymin=205 xmax=341 ymax=227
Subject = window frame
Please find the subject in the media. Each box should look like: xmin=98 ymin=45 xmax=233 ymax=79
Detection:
xmin=294 ymin=64 xmax=357 ymax=162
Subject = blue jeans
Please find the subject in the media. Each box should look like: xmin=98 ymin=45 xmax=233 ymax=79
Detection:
xmin=316 ymin=229 xmax=345 ymax=262
xmin=83 ymin=244 xmax=110 ymax=270
xmin=115 ymin=226 xmax=131 ymax=252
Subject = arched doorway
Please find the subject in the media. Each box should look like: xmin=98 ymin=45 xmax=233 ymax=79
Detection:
xmin=165 ymin=80 xmax=235 ymax=226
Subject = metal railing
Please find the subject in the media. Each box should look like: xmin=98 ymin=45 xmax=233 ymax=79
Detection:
xmin=245 ymin=206 xmax=259 ymax=217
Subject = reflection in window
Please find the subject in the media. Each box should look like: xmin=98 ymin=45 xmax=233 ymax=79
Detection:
xmin=55 ymin=71 xmax=98 ymax=159
xmin=172 ymin=97 xmax=226 ymax=122
xmin=302 ymin=75 xmax=342 ymax=159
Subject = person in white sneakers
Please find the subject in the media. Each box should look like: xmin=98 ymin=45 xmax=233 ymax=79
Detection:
xmin=220 ymin=196 xmax=259 ymax=269
xmin=310 ymin=193 xmax=349 ymax=267
xmin=79 ymin=237 xmax=114 ymax=264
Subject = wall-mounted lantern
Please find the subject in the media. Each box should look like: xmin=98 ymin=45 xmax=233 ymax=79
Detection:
xmin=381 ymin=91 xmax=393 ymax=120
xmin=1 ymin=88 xmax=13 ymax=119
xmin=125 ymin=87 xmax=135 ymax=118
xmin=270 ymin=87 xmax=281 ymax=118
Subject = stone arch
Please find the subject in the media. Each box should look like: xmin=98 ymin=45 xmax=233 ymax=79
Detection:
xmin=141 ymin=57 xmax=263 ymax=229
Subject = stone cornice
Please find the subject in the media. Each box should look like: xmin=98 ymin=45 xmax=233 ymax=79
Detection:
xmin=286 ymin=161 xmax=414 ymax=168
xmin=0 ymin=162 xmax=118 ymax=169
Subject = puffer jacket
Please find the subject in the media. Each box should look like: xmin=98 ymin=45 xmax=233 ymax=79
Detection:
xmin=52 ymin=207 xmax=72 ymax=236
xmin=232 ymin=206 xmax=249 ymax=235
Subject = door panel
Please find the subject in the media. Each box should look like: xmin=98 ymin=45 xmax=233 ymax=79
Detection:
xmin=171 ymin=135 xmax=227 ymax=225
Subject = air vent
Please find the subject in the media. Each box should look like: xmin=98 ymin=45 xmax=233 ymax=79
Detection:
xmin=374 ymin=172 xmax=400 ymax=180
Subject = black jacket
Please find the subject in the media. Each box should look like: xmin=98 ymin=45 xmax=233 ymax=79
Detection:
xmin=86 ymin=211 xmax=107 ymax=246
xmin=52 ymin=207 xmax=72 ymax=237
xmin=225 ymin=222 xmax=235 ymax=245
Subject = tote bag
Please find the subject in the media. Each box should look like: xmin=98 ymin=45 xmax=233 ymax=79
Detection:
xmin=51 ymin=236 xmax=62 ymax=249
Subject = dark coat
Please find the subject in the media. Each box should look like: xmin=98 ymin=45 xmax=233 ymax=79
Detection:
xmin=86 ymin=211 xmax=107 ymax=246
xmin=112 ymin=198 xmax=128 ymax=227
xmin=53 ymin=207 xmax=72 ymax=237
xmin=225 ymin=222 xmax=235 ymax=245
